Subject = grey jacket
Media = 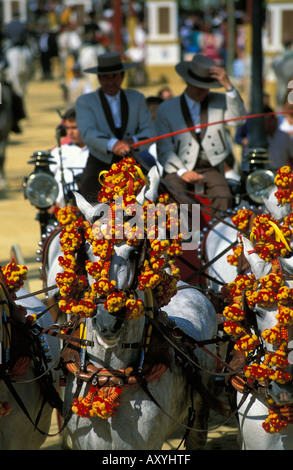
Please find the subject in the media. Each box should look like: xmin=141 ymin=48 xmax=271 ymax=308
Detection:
xmin=155 ymin=90 xmax=246 ymax=173
xmin=76 ymin=88 xmax=155 ymax=164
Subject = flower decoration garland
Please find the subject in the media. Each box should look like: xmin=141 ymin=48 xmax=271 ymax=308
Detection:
xmin=0 ymin=262 xmax=29 ymax=419
xmin=226 ymin=208 xmax=253 ymax=266
xmin=222 ymin=267 xmax=293 ymax=433
xmin=274 ymin=166 xmax=293 ymax=205
xmin=2 ymin=262 xmax=28 ymax=294
xmin=223 ymin=166 xmax=293 ymax=433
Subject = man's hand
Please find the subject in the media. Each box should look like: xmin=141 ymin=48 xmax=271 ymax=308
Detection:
xmin=209 ymin=65 xmax=233 ymax=91
xmin=181 ymin=171 xmax=204 ymax=184
xmin=112 ymin=138 xmax=134 ymax=157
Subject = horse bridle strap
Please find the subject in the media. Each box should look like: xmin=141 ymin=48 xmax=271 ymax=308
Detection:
xmin=65 ymin=361 xmax=168 ymax=387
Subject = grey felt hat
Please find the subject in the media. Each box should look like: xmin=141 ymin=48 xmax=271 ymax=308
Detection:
xmin=175 ymin=54 xmax=221 ymax=88
xmin=84 ymin=52 xmax=138 ymax=75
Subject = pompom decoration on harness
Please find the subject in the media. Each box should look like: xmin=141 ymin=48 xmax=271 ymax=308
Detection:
xmin=223 ymin=166 xmax=293 ymax=433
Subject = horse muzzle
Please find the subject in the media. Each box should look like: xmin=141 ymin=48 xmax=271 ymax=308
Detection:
xmin=267 ymin=378 xmax=293 ymax=405
xmin=92 ymin=308 xmax=124 ymax=348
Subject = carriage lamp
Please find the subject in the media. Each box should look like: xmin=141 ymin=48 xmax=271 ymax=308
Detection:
xmin=244 ymin=148 xmax=275 ymax=204
xmin=246 ymin=169 xmax=275 ymax=204
xmin=23 ymin=151 xmax=59 ymax=209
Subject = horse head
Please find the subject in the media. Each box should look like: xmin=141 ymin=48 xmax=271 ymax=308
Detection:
xmin=242 ymin=236 xmax=293 ymax=406
xmin=242 ymin=237 xmax=272 ymax=279
xmin=73 ymin=166 xmax=160 ymax=350
xmin=263 ymin=188 xmax=291 ymax=222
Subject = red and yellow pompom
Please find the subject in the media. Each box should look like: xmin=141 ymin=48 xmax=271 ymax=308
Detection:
xmin=2 ymin=262 xmax=27 ymax=293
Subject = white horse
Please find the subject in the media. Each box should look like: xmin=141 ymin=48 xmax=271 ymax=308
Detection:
xmin=0 ymin=287 xmax=60 ymax=450
xmin=233 ymin=237 xmax=293 ymax=450
xmin=204 ymin=216 xmax=240 ymax=293
xmin=204 ymin=184 xmax=292 ymax=294
xmin=48 ymin=166 xmax=219 ymax=450
xmin=5 ymin=45 xmax=33 ymax=98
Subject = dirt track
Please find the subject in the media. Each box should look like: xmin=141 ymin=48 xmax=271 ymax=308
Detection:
xmin=1 ymin=77 xmax=239 ymax=450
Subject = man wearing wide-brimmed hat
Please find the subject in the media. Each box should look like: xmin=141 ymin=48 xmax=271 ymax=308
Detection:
xmin=75 ymin=52 xmax=155 ymax=202
xmin=155 ymin=54 xmax=246 ymax=212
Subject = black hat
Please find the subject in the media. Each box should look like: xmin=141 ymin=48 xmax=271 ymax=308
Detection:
xmin=175 ymin=54 xmax=221 ymax=88
xmin=84 ymin=52 xmax=138 ymax=75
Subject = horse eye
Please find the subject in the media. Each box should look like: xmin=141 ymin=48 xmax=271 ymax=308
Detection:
xmin=129 ymin=249 xmax=140 ymax=260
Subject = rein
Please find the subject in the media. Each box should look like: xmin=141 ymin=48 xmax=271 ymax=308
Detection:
xmin=0 ymin=281 xmax=63 ymax=437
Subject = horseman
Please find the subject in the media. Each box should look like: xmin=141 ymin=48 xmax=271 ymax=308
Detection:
xmin=155 ymin=53 xmax=247 ymax=215
xmin=75 ymin=52 xmax=155 ymax=203
xmin=3 ymin=11 xmax=29 ymax=134
xmin=4 ymin=11 xmax=28 ymax=48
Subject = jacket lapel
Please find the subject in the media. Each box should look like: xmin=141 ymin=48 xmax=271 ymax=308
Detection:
xmin=180 ymin=93 xmax=209 ymax=143
xmin=99 ymin=89 xmax=129 ymax=140
xmin=200 ymin=95 xmax=208 ymax=140
xmin=120 ymin=89 xmax=128 ymax=137
xmin=180 ymin=93 xmax=198 ymax=142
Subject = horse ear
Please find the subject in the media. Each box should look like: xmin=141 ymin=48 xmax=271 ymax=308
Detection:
xmin=145 ymin=165 xmax=160 ymax=202
xmin=278 ymin=256 xmax=293 ymax=276
xmin=73 ymin=191 xmax=109 ymax=223
xmin=136 ymin=165 xmax=160 ymax=205
xmin=263 ymin=195 xmax=291 ymax=220
xmin=242 ymin=237 xmax=271 ymax=279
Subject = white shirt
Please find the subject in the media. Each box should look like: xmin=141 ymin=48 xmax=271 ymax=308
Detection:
xmin=50 ymin=143 xmax=89 ymax=205
xmin=279 ymin=118 xmax=293 ymax=139
xmin=104 ymin=91 xmax=138 ymax=151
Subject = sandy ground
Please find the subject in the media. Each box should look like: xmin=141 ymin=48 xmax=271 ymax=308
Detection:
xmin=1 ymin=77 xmax=240 ymax=451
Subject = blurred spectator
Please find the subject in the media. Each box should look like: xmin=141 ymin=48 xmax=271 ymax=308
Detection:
xmin=61 ymin=62 xmax=93 ymax=108
xmin=279 ymin=102 xmax=293 ymax=140
xmin=58 ymin=23 xmax=82 ymax=74
xmin=264 ymin=106 xmax=293 ymax=171
xmin=189 ymin=24 xmax=202 ymax=53
xmin=38 ymin=22 xmax=58 ymax=79
xmin=158 ymin=86 xmax=173 ymax=100
xmin=179 ymin=18 xmax=195 ymax=53
xmin=235 ymin=106 xmax=293 ymax=171
xmin=199 ymin=23 xmax=224 ymax=64
xmin=4 ymin=11 xmax=28 ymax=46
xmin=50 ymin=108 xmax=89 ymax=207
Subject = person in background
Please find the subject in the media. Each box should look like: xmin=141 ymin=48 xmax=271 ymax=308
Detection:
xmin=155 ymin=53 xmax=246 ymax=213
xmin=50 ymin=108 xmax=89 ymax=207
xmin=76 ymin=52 xmax=155 ymax=202
xmin=263 ymin=106 xmax=293 ymax=171
xmin=158 ymin=86 xmax=173 ymax=101
xmin=61 ymin=62 xmax=93 ymax=108
xmin=279 ymin=102 xmax=293 ymax=140
xmin=38 ymin=22 xmax=58 ymax=80
xmin=235 ymin=105 xmax=293 ymax=172
xmin=4 ymin=11 xmax=28 ymax=46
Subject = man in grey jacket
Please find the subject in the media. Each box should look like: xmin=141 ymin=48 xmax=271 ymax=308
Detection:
xmin=155 ymin=54 xmax=246 ymax=212
xmin=76 ymin=52 xmax=155 ymax=202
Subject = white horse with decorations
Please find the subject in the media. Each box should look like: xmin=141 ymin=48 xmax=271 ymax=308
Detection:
xmin=5 ymin=45 xmax=32 ymax=99
xmin=46 ymin=157 xmax=223 ymax=450
xmin=220 ymin=166 xmax=293 ymax=449
xmin=0 ymin=263 xmax=60 ymax=450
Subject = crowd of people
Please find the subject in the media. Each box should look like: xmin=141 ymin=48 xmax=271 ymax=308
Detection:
xmin=2 ymin=4 xmax=293 ymax=213
xmin=44 ymin=50 xmax=247 ymax=216
xmin=1 ymin=4 xmax=249 ymax=80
